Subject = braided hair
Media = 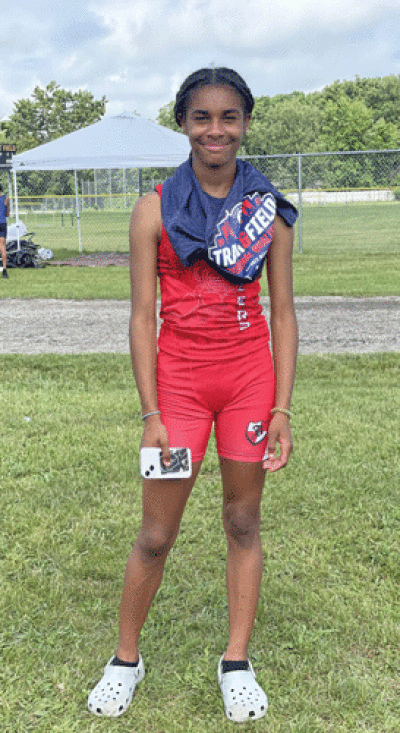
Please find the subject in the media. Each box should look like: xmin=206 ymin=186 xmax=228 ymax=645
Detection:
xmin=174 ymin=67 xmax=254 ymax=126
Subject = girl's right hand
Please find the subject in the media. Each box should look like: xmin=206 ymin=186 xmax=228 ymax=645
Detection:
xmin=140 ymin=414 xmax=171 ymax=467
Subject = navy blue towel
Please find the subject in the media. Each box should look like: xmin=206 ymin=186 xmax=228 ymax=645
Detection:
xmin=160 ymin=157 xmax=297 ymax=283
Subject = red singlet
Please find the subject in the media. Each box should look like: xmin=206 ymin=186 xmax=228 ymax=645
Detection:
xmin=156 ymin=195 xmax=275 ymax=463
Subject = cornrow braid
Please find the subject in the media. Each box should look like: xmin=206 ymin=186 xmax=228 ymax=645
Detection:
xmin=174 ymin=67 xmax=254 ymax=126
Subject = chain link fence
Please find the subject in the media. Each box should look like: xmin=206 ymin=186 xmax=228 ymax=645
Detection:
xmin=4 ymin=149 xmax=400 ymax=255
xmin=246 ymin=150 xmax=400 ymax=256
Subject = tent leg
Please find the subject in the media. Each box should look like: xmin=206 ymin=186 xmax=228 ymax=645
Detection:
xmin=12 ymin=168 xmax=20 ymax=251
xmin=6 ymin=169 xmax=13 ymax=212
xmin=138 ymin=168 xmax=142 ymax=197
xmin=74 ymin=170 xmax=82 ymax=253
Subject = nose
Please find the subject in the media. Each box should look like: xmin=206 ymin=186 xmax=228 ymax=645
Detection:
xmin=207 ymin=117 xmax=224 ymax=136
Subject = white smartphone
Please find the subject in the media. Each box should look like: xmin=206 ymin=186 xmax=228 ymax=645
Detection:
xmin=140 ymin=447 xmax=192 ymax=479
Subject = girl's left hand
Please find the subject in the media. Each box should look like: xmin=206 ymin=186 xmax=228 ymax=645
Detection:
xmin=262 ymin=413 xmax=293 ymax=472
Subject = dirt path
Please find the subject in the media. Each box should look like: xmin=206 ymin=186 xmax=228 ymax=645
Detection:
xmin=1 ymin=297 xmax=399 ymax=354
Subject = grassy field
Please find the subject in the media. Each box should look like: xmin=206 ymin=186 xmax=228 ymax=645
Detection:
xmin=19 ymin=208 xmax=133 ymax=255
xmin=1 ymin=353 xmax=399 ymax=733
xmin=1 ymin=201 xmax=398 ymax=299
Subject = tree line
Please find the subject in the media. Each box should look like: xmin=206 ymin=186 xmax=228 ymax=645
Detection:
xmin=157 ymin=74 xmax=400 ymax=155
xmin=2 ymin=75 xmax=400 ymax=196
xmin=157 ymin=75 xmax=400 ymax=190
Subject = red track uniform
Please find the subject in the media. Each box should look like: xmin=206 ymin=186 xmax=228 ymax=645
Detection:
xmin=156 ymin=205 xmax=275 ymax=463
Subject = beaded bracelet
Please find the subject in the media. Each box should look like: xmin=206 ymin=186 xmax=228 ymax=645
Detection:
xmin=270 ymin=407 xmax=293 ymax=419
xmin=142 ymin=410 xmax=161 ymax=421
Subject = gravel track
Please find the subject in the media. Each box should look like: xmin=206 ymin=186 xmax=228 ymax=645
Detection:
xmin=1 ymin=297 xmax=399 ymax=355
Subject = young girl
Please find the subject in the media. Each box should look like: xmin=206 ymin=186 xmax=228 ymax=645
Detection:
xmin=88 ymin=67 xmax=298 ymax=723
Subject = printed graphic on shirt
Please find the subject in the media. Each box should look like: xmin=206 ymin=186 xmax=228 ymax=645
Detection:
xmin=208 ymin=192 xmax=276 ymax=281
xmin=170 ymin=260 xmax=238 ymax=320
xmin=236 ymin=285 xmax=250 ymax=331
xmin=245 ymin=420 xmax=268 ymax=445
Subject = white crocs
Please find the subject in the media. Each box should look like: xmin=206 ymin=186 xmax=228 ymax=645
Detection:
xmin=218 ymin=655 xmax=268 ymax=723
xmin=87 ymin=655 xmax=145 ymax=717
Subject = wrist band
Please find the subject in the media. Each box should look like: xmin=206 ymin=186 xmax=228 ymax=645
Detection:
xmin=142 ymin=410 xmax=160 ymax=421
xmin=270 ymin=407 xmax=293 ymax=419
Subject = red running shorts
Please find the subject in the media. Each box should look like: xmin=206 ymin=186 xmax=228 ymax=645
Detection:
xmin=157 ymin=343 xmax=275 ymax=463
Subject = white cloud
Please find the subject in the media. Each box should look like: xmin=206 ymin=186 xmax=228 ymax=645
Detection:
xmin=92 ymin=0 xmax=210 ymax=59
xmin=91 ymin=0 xmax=400 ymax=55
xmin=1 ymin=0 xmax=400 ymax=122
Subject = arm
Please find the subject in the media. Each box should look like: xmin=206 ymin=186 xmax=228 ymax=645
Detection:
xmin=129 ymin=192 xmax=171 ymax=464
xmin=263 ymin=215 xmax=298 ymax=472
xmin=5 ymin=198 xmax=10 ymax=217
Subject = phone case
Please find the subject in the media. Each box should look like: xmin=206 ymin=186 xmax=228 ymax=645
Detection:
xmin=140 ymin=447 xmax=192 ymax=479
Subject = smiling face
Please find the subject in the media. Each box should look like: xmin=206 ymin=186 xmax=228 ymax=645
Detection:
xmin=180 ymin=84 xmax=251 ymax=172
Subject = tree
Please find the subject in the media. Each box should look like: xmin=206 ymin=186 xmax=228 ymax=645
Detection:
xmin=318 ymin=95 xmax=399 ymax=152
xmin=1 ymin=82 xmax=107 ymax=195
xmin=4 ymin=81 xmax=107 ymax=153
xmin=317 ymin=74 xmax=400 ymax=128
xmin=155 ymin=75 xmax=400 ymax=159
xmin=157 ymin=100 xmax=182 ymax=133
xmin=245 ymin=95 xmax=323 ymax=155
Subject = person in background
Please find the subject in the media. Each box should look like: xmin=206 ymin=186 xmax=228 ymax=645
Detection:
xmin=0 ymin=183 xmax=10 ymax=278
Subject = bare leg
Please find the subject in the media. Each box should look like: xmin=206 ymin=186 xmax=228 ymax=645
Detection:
xmin=116 ymin=461 xmax=202 ymax=661
xmin=0 ymin=238 xmax=6 ymax=270
xmin=220 ymin=458 xmax=265 ymax=661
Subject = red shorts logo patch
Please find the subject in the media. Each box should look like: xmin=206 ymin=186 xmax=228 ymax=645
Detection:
xmin=246 ymin=420 xmax=267 ymax=445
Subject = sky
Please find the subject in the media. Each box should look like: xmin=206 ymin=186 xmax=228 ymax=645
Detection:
xmin=2 ymin=0 xmax=400 ymax=123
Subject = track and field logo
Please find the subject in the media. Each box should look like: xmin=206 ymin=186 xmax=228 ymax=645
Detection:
xmin=208 ymin=192 xmax=276 ymax=281
xmin=246 ymin=420 xmax=268 ymax=445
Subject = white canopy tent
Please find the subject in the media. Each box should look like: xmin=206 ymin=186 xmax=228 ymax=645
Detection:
xmin=11 ymin=112 xmax=190 ymax=250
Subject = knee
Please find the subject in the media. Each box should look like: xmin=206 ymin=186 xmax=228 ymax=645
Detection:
xmin=223 ymin=502 xmax=260 ymax=546
xmin=137 ymin=523 xmax=177 ymax=560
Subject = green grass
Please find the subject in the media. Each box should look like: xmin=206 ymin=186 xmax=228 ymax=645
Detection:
xmin=1 ymin=353 xmax=399 ymax=732
xmin=21 ymin=208 xmax=133 ymax=255
xmin=291 ymin=202 xmax=400 ymax=296
xmin=1 ymin=201 xmax=398 ymax=299
xmin=0 ymin=265 xmax=130 ymax=299
xmin=299 ymin=201 xmax=399 ymax=255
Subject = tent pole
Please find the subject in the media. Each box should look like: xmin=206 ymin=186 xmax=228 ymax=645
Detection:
xmin=138 ymin=168 xmax=142 ymax=197
xmin=74 ymin=170 xmax=82 ymax=253
xmin=12 ymin=168 xmax=21 ymax=251
xmin=6 ymin=168 xmax=12 ymax=211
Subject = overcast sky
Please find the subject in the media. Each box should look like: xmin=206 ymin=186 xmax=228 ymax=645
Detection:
xmin=2 ymin=0 xmax=400 ymax=123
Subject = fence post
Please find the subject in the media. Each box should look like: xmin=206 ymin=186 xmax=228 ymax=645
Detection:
xmin=297 ymin=154 xmax=303 ymax=254
xmin=94 ymin=169 xmax=98 ymax=208
xmin=74 ymin=170 xmax=82 ymax=253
